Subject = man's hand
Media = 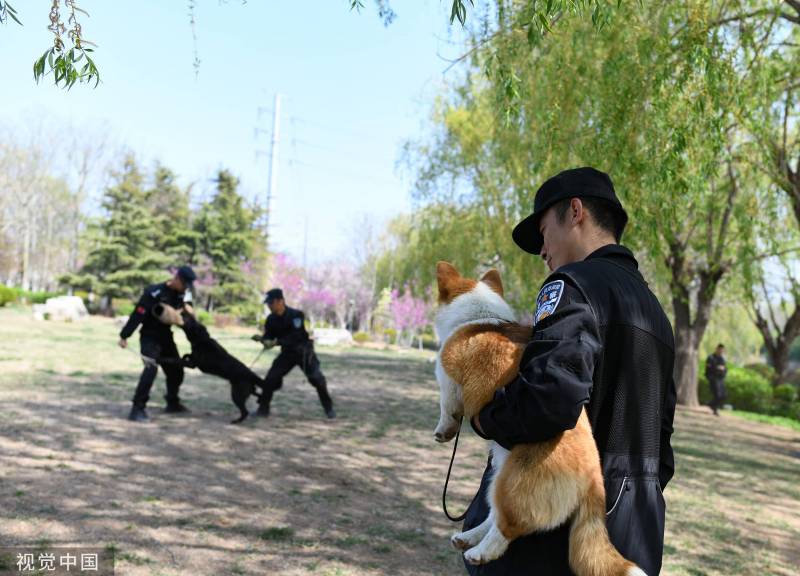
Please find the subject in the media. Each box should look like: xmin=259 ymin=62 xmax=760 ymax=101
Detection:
xmin=262 ymin=338 xmax=278 ymax=350
xmin=250 ymin=334 xmax=263 ymax=343
xmin=118 ymin=338 xmax=128 ymax=349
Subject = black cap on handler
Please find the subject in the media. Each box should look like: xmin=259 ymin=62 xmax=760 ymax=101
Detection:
xmin=511 ymin=167 xmax=628 ymax=255
xmin=264 ymin=288 xmax=284 ymax=304
xmin=176 ymin=265 xmax=197 ymax=289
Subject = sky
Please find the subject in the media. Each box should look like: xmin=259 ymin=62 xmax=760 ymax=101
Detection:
xmin=0 ymin=0 xmax=468 ymax=264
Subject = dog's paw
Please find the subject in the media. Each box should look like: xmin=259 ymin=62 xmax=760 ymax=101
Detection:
xmin=451 ymin=533 xmax=473 ymax=551
xmin=464 ymin=547 xmax=491 ymax=566
xmin=230 ymin=413 xmax=248 ymax=424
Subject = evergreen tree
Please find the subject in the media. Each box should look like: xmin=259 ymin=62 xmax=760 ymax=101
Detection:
xmin=146 ymin=163 xmax=199 ymax=263
xmin=194 ymin=169 xmax=264 ymax=315
xmin=61 ymin=155 xmax=168 ymax=311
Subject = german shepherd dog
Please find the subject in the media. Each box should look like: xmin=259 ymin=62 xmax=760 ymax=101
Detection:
xmin=153 ymin=303 xmax=264 ymax=424
xmin=434 ymin=262 xmax=644 ymax=575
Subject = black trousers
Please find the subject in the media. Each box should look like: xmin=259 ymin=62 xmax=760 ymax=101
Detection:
xmin=132 ymin=334 xmax=184 ymax=408
xmin=258 ymin=344 xmax=333 ymax=412
xmin=709 ymin=378 xmax=726 ymax=411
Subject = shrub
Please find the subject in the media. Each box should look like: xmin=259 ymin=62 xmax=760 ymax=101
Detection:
xmin=352 ymin=332 xmax=370 ymax=343
xmin=744 ymin=363 xmax=776 ymax=383
xmin=0 ymin=285 xmax=14 ymax=307
xmin=213 ymin=313 xmax=238 ymax=328
xmin=698 ymin=362 xmax=772 ymax=413
xmin=196 ymin=309 xmax=213 ymax=325
xmin=383 ymin=328 xmax=397 ymax=343
xmin=773 ymin=383 xmax=798 ymax=404
xmin=13 ymin=289 xmax=60 ymax=304
xmin=771 ymin=383 xmax=799 ymax=419
xmin=421 ymin=333 xmax=439 ymax=351
xmin=217 ymin=302 xmax=261 ymax=325
xmin=112 ymin=299 xmax=135 ymax=317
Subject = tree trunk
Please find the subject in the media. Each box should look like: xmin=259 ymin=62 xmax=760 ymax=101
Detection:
xmin=21 ymin=216 xmax=31 ymax=291
xmin=771 ymin=344 xmax=792 ymax=384
xmin=752 ymin=293 xmax=800 ymax=385
xmin=673 ymin=322 xmax=700 ymax=406
xmin=669 ymin=247 xmax=720 ymax=406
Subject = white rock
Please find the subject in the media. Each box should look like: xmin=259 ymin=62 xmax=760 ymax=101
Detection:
xmin=312 ymin=328 xmax=353 ymax=347
xmin=32 ymin=303 xmax=47 ymax=321
xmin=38 ymin=296 xmax=89 ymax=322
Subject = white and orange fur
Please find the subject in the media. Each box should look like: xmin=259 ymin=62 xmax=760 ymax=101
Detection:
xmin=433 ymin=261 xmax=644 ymax=576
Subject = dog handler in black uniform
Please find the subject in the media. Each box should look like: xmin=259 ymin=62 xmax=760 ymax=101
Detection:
xmin=465 ymin=168 xmax=677 ymax=575
xmin=252 ymin=288 xmax=336 ymax=419
xmin=118 ymin=266 xmax=197 ymax=422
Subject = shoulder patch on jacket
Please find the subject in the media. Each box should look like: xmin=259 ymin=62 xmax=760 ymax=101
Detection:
xmin=534 ymin=280 xmax=564 ymax=325
xmin=293 ymin=317 xmax=303 ymax=329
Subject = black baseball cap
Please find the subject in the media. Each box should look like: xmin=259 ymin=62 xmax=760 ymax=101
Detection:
xmin=512 ymin=167 xmax=628 ymax=254
xmin=176 ymin=265 xmax=197 ymax=289
xmin=264 ymin=288 xmax=284 ymax=304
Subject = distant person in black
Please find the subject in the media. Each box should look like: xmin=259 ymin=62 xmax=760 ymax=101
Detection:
xmin=251 ymin=288 xmax=335 ymax=419
xmin=705 ymin=343 xmax=728 ymax=416
xmin=118 ymin=266 xmax=197 ymax=422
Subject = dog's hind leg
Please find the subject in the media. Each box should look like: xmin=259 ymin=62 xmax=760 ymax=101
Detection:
xmin=462 ymin=443 xmax=513 ymax=564
xmin=230 ymin=380 xmax=250 ymax=425
xmin=451 ymin=511 xmax=494 ymax=551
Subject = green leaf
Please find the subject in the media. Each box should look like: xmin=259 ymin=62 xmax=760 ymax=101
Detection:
xmin=6 ymin=2 xmax=22 ymax=25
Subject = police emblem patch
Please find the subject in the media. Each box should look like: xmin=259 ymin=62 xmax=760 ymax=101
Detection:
xmin=534 ymin=280 xmax=564 ymax=325
xmin=293 ymin=317 xmax=303 ymax=329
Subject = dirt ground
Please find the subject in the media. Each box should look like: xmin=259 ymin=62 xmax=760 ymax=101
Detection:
xmin=0 ymin=307 xmax=798 ymax=576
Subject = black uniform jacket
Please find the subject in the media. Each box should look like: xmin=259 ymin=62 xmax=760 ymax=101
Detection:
xmin=465 ymin=244 xmax=677 ymax=576
xmin=704 ymin=353 xmax=727 ymax=382
xmin=263 ymin=307 xmax=311 ymax=351
xmin=120 ymin=282 xmax=186 ymax=340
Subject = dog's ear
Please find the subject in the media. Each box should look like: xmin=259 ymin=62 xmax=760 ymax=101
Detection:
xmin=480 ymin=269 xmax=504 ymax=297
xmin=436 ymin=261 xmax=461 ymax=303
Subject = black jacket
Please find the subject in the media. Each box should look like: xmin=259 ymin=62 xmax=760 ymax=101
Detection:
xmin=120 ymin=282 xmax=186 ymax=340
xmin=263 ymin=307 xmax=311 ymax=351
xmin=467 ymin=245 xmax=676 ymax=576
xmin=705 ymin=353 xmax=727 ymax=382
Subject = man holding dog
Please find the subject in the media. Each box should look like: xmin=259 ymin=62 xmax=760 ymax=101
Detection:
xmin=467 ymin=167 xmax=676 ymax=575
xmin=252 ymin=288 xmax=336 ymax=419
xmin=118 ymin=265 xmax=197 ymax=422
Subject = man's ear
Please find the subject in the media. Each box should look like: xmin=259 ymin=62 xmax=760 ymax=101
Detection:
xmin=480 ymin=269 xmax=504 ymax=297
xmin=571 ymin=197 xmax=586 ymax=225
xmin=436 ymin=261 xmax=461 ymax=303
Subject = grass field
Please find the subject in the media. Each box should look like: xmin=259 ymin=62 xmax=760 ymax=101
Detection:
xmin=0 ymin=306 xmax=798 ymax=575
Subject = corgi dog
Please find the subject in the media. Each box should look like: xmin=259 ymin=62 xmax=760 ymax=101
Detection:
xmin=434 ymin=262 xmax=644 ymax=576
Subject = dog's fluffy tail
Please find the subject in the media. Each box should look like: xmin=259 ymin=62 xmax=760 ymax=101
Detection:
xmin=568 ymin=483 xmax=645 ymax=576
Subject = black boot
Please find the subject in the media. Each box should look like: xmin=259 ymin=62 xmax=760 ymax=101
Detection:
xmin=325 ymin=407 xmax=337 ymax=419
xmin=164 ymin=400 xmax=190 ymax=414
xmin=128 ymin=405 xmax=149 ymax=422
xmin=255 ymin=403 xmax=270 ymax=417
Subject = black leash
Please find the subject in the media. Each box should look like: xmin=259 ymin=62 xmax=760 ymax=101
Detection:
xmin=248 ymin=347 xmax=266 ymax=369
xmin=442 ymin=417 xmax=475 ymax=523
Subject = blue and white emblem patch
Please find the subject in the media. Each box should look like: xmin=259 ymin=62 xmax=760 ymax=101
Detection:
xmin=534 ymin=280 xmax=564 ymax=326
xmin=293 ymin=317 xmax=303 ymax=329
